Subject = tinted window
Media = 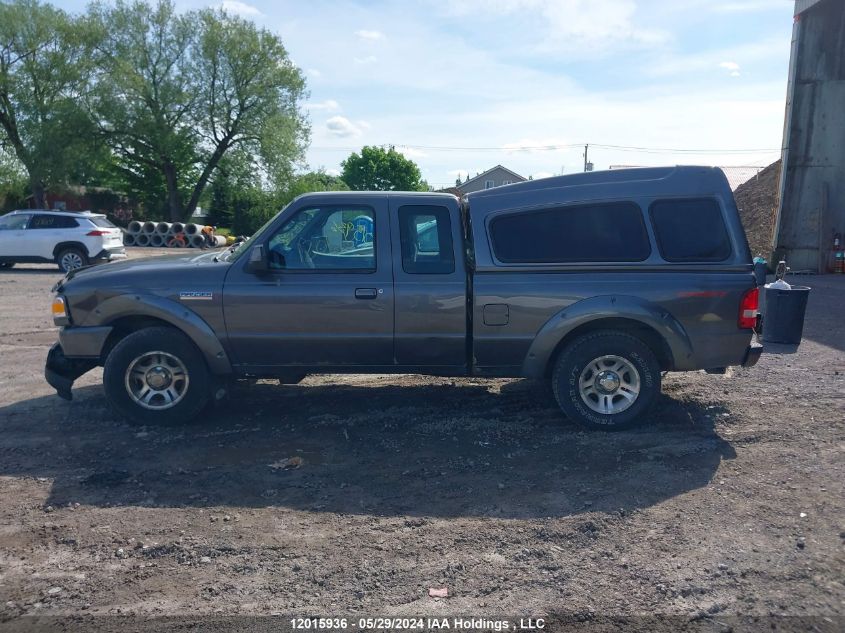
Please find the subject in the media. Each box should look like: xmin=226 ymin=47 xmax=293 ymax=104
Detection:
xmin=27 ymin=214 xmax=78 ymax=229
xmin=489 ymin=202 xmax=650 ymax=263
xmin=650 ymin=198 xmax=732 ymax=262
xmin=267 ymin=206 xmax=375 ymax=271
xmin=399 ymin=205 xmax=455 ymax=274
xmin=0 ymin=215 xmax=29 ymax=230
xmin=88 ymin=216 xmax=116 ymax=228
xmin=28 ymin=214 xmax=59 ymax=229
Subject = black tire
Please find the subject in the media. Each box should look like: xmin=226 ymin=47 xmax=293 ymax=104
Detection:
xmin=56 ymin=247 xmax=88 ymax=272
xmin=552 ymin=330 xmax=661 ymax=431
xmin=103 ymin=326 xmax=211 ymax=425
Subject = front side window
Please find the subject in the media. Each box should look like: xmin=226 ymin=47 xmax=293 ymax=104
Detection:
xmin=267 ymin=206 xmax=375 ymax=271
xmin=649 ymin=198 xmax=731 ymax=262
xmin=398 ymin=205 xmax=455 ymax=274
xmin=490 ymin=201 xmax=650 ymax=263
xmin=0 ymin=215 xmax=29 ymax=230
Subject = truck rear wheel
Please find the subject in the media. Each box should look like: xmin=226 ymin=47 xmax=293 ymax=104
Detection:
xmin=552 ymin=330 xmax=661 ymax=431
xmin=103 ymin=326 xmax=211 ymax=425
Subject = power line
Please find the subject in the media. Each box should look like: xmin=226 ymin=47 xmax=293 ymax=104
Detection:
xmin=309 ymin=142 xmax=779 ymax=155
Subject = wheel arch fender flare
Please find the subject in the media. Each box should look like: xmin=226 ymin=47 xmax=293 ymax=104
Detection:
xmin=53 ymin=241 xmax=90 ymax=259
xmin=90 ymin=293 xmax=232 ymax=375
xmin=521 ymin=295 xmax=694 ymax=377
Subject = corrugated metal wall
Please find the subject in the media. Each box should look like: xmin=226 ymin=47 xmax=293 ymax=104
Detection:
xmin=774 ymin=0 xmax=845 ymax=271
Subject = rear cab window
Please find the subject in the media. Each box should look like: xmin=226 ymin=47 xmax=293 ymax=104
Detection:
xmin=649 ymin=198 xmax=732 ymax=262
xmin=489 ymin=201 xmax=650 ymax=263
xmin=398 ymin=205 xmax=456 ymax=274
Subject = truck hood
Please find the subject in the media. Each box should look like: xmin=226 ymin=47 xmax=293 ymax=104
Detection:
xmin=55 ymin=251 xmax=230 ymax=293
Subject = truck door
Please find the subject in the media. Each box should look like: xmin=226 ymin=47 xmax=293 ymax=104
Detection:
xmin=390 ymin=198 xmax=467 ymax=369
xmin=222 ymin=196 xmax=394 ymax=370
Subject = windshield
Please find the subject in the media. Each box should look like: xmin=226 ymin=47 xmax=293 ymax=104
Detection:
xmin=223 ymin=207 xmax=286 ymax=262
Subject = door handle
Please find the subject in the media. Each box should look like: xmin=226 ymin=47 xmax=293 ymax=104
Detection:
xmin=354 ymin=288 xmax=378 ymax=300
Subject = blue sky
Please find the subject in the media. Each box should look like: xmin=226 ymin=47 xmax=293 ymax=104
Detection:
xmin=62 ymin=0 xmax=795 ymax=187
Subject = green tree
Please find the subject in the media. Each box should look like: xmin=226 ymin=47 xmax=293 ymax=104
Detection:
xmin=88 ymin=0 xmax=308 ymax=221
xmin=0 ymin=147 xmax=28 ymax=211
xmin=0 ymin=0 xmax=99 ymax=208
xmin=340 ymin=145 xmax=428 ymax=191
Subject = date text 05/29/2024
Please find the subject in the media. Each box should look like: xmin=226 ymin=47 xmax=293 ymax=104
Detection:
xmin=289 ymin=617 xmax=546 ymax=631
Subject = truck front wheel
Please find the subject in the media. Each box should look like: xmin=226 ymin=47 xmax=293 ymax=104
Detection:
xmin=552 ymin=330 xmax=661 ymax=431
xmin=103 ymin=326 xmax=211 ymax=425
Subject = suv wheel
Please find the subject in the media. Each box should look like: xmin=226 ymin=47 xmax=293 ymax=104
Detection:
xmin=56 ymin=247 xmax=87 ymax=272
xmin=552 ymin=330 xmax=661 ymax=431
xmin=103 ymin=326 xmax=211 ymax=425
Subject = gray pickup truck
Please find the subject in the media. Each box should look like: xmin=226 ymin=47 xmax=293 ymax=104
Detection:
xmin=46 ymin=166 xmax=762 ymax=430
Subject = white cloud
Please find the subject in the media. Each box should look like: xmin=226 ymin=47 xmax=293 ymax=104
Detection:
xmin=396 ymin=145 xmax=428 ymax=159
xmin=355 ymin=29 xmax=384 ymax=40
xmin=441 ymin=0 xmax=669 ymax=56
xmin=325 ymin=168 xmax=341 ymax=177
xmin=710 ymin=1 xmax=783 ymax=13
xmin=306 ymin=99 xmax=341 ymax=111
xmin=306 ymin=68 xmax=322 ymax=79
xmin=325 ymin=116 xmax=363 ymax=138
xmin=720 ymin=61 xmax=742 ymax=76
xmin=218 ymin=0 xmax=261 ymax=17
xmin=532 ymin=171 xmax=554 ymax=179
xmin=646 ymin=38 xmax=783 ymax=76
xmin=502 ymin=138 xmax=570 ymax=153
xmin=354 ymin=55 xmax=378 ymax=65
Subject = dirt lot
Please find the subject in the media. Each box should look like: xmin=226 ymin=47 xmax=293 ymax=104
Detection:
xmin=0 ymin=250 xmax=843 ymax=632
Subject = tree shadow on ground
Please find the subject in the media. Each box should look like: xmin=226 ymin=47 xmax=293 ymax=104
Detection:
xmin=0 ymin=379 xmax=735 ymax=519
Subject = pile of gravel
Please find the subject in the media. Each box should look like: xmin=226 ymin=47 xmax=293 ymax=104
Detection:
xmin=733 ymin=159 xmax=781 ymax=259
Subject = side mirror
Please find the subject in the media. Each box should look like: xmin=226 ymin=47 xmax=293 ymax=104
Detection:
xmin=246 ymin=244 xmax=268 ymax=274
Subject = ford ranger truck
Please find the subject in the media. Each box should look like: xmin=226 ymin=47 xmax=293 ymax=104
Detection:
xmin=46 ymin=166 xmax=763 ymax=430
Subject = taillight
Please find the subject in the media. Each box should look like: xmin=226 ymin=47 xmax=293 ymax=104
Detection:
xmin=86 ymin=230 xmax=108 ymax=236
xmin=738 ymin=287 xmax=759 ymax=329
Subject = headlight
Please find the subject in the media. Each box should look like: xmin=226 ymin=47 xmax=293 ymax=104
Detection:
xmin=52 ymin=296 xmax=70 ymax=326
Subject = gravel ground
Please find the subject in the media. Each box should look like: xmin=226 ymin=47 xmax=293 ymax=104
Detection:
xmin=0 ymin=252 xmax=843 ymax=632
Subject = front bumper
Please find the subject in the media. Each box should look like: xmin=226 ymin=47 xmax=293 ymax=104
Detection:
xmin=45 ymin=343 xmax=97 ymax=401
xmin=741 ymin=341 xmax=764 ymax=368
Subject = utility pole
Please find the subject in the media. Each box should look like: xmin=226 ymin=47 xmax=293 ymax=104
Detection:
xmin=583 ymin=144 xmax=593 ymax=172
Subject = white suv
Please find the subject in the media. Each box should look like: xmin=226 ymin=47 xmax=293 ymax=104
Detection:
xmin=0 ymin=210 xmax=127 ymax=272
